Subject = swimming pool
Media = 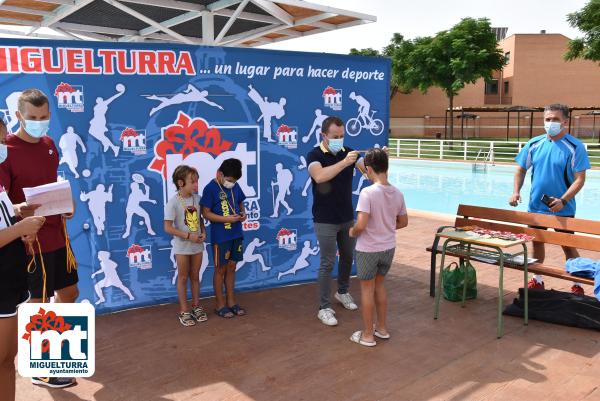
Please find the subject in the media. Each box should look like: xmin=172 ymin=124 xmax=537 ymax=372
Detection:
xmin=388 ymin=159 xmax=600 ymax=221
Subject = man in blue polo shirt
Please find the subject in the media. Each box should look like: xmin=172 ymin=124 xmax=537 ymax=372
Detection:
xmin=307 ymin=116 xmax=368 ymax=326
xmin=509 ymin=103 xmax=590 ymax=294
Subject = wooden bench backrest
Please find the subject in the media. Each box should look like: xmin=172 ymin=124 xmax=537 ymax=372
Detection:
xmin=454 ymin=205 xmax=600 ymax=252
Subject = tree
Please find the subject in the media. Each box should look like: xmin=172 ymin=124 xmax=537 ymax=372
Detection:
xmin=352 ymin=18 xmax=504 ymax=139
xmin=565 ymin=0 xmax=600 ymax=62
xmin=350 ymin=33 xmax=406 ymax=98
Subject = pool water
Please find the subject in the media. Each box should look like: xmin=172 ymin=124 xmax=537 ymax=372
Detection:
xmin=388 ymin=159 xmax=600 ymax=220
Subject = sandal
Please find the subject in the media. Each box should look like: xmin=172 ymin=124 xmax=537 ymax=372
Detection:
xmin=349 ymin=331 xmax=376 ymax=347
xmin=229 ymin=304 xmax=246 ymax=316
xmin=178 ymin=312 xmax=196 ymax=327
xmin=191 ymin=306 xmax=208 ymax=322
xmin=374 ymin=329 xmax=390 ymax=340
xmin=214 ymin=306 xmax=234 ymax=318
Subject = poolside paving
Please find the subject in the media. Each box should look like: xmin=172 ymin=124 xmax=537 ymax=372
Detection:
xmin=15 ymin=211 xmax=600 ymax=401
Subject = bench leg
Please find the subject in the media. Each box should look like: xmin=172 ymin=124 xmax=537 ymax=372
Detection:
xmin=434 ymin=241 xmax=449 ymax=320
xmin=523 ymin=244 xmax=528 ymax=326
xmin=430 ymin=250 xmax=437 ymax=297
xmin=497 ymin=254 xmax=505 ymax=339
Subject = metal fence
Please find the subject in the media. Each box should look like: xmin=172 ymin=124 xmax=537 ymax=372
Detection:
xmin=388 ymin=138 xmax=600 ymax=166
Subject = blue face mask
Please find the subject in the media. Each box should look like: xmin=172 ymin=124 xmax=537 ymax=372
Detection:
xmin=0 ymin=144 xmax=6 ymax=164
xmin=23 ymin=119 xmax=50 ymax=138
xmin=328 ymin=138 xmax=344 ymax=154
xmin=544 ymin=121 xmax=562 ymax=137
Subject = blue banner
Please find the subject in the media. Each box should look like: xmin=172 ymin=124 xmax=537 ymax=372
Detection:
xmin=0 ymin=39 xmax=390 ymax=314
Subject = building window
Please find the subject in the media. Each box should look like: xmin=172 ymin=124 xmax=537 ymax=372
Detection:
xmin=485 ymin=79 xmax=499 ymax=95
xmin=505 ymin=51 xmax=511 ymax=64
xmin=504 ymin=81 xmax=509 ymax=95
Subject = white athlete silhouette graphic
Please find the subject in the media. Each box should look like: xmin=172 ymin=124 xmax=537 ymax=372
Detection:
xmin=80 ymin=183 xmax=113 ymax=235
xmin=278 ymin=240 xmax=320 ymax=280
xmin=302 ymin=108 xmax=329 ymax=146
xmin=247 ymin=84 xmax=286 ymax=143
xmin=89 ymin=84 xmax=125 ymax=156
xmin=144 ymin=84 xmax=224 ymax=116
xmin=236 ymin=237 xmax=270 ymax=272
xmin=353 ymin=144 xmax=380 ymax=195
xmin=170 ymin=239 xmax=210 ymax=285
xmin=122 ymin=173 xmax=157 ymax=239
xmin=0 ymin=91 xmax=21 ymax=134
xmin=270 ymin=163 xmax=294 ymax=218
xmin=298 ymin=156 xmax=312 ymax=197
xmin=59 ymin=126 xmax=87 ymax=178
xmin=349 ymin=91 xmax=373 ymax=126
xmin=92 ymin=250 xmax=135 ymax=305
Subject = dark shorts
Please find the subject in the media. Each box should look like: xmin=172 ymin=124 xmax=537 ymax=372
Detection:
xmin=28 ymin=247 xmax=79 ymax=299
xmin=212 ymin=239 xmax=244 ymax=269
xmin=356 ymin=248 xmax=395 ymax=280
xmin=0 ymin=289 xmax=30 ymax=318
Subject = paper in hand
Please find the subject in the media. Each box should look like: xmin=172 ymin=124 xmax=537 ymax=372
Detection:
xmin=23 ymin=180 xmax=73 ymax=217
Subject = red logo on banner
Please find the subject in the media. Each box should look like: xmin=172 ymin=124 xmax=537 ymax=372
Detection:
xmin=120 ymin=127 xmax=139 ymax=140
xmin=322 ymin=86 xmax=337 ymax=96
xmin=54 ymin=82 xmax=76 ymax=95
xmin=277 ymin=124 xmax=293 ymax=136
xmin=149 ymin=111 xmax=233 ymax=178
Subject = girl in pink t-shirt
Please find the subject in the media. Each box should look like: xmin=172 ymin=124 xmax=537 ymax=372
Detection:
xmin=349 ymin=148 xmax=408 ymax=347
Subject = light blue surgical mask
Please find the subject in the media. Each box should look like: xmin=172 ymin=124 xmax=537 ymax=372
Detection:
xmin=544 ymin=121 xmax=562 ymax=137
xmin=23 ymin=119 xmax=50 ymax=138
xmin=328 ymin=138 xmax=344 ymax=154
xmin=0 ymin=144 xmax=6 ymax=164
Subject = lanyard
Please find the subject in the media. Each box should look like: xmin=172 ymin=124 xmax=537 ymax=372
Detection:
xmin=216 ymin=179 xmax=237 ymax=215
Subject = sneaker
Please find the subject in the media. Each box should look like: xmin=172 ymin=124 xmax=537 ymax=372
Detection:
xmin=32 ymin=377 xmax=76 ymax=388
xmin=317 ymin=308 xmax=338 ymax=326
xmin=191 ymin=306 xmax=208 ymax=322
xmin=571 ymin=284 xmax=585 ymax=296
xmin=527 ymin=278 xmax=545 ymax=290
xmin=335 ymin=292 xmax=358 ymax=310
xmin=178 ymin=311 xmax=196 ymax=326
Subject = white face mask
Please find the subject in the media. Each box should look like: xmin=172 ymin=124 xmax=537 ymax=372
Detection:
xmin=23 ymin=119 xmax=50 ymax=138
xmin=544 ymin=121 xmax=562 ymax=137
xmin=0 ymin=144 xmax=6 ymax=164
xmin=223 ymin=180 xmax=235 ymax=189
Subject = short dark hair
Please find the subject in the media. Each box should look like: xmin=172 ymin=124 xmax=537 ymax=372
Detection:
xmin=18 ymin=89 xmax=49 ymax=113
xmin=219 ymin=158 xmax=242 ymax=180
xmin=544 ymin=103 xmax=569 ymax=120
xmin=172 ymin=165 xmax=198 ymax=188
xmin=364 ymin=148 xmax=388 ymax=174
xmin=321 ymin=116 xmax=344 ymax=134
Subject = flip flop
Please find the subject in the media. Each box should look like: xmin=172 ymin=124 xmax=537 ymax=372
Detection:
xmin=350 ymin=331 xmax=376 ymax=347
xmin=214 ymin=306 xmax=234 ymax=318
xmin=229 ymin=304 xmax=246 ymax=316
xmin=374 ymin=329 xmax=390 ymax=340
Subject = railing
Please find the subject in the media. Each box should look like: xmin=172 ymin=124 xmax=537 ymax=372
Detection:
xmin=388 ymin=138 xmax=600 ymax=167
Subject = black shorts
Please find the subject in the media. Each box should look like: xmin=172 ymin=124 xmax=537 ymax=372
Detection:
xmin=213 ymin=238 xmax=244 ymax=269
xmin=0 ymin=289 xmax=30 ymax=318
xmin=28 ymin=247 xmax=78 ymax=299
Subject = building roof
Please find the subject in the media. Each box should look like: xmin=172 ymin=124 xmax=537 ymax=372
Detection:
xmin=0 ymin=0 xmax=376 ymax=46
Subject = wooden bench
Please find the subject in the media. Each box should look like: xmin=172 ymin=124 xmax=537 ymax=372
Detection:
xmin=427 ymin=205 xmax=600 ymax=297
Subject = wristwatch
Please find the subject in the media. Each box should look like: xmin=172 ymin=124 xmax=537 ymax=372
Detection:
xmin=560 ymin=198 xmax=567 ymax=206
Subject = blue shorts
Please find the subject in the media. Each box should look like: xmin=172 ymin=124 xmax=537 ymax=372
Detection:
xmin=213 ymin=238 xmax=243 ymax=269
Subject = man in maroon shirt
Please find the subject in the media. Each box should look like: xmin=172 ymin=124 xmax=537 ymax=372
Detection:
xmin=0 ymin=89 xmax=77 ymax=388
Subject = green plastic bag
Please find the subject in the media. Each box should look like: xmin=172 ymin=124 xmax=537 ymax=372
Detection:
xmin=442 ymin=260 xmax=477 ymax=302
